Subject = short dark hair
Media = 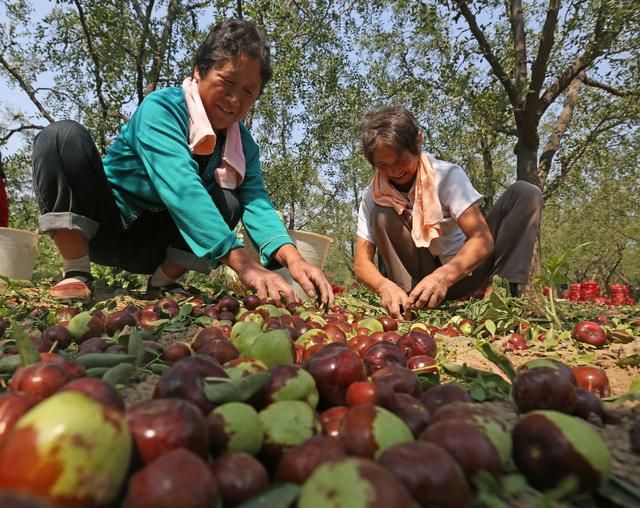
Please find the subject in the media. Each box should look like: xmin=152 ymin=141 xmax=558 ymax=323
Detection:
xmin=361 ymin=105 xmax=422 ymax=165
xmin=194 ymin=18 xmax=272 ymax=93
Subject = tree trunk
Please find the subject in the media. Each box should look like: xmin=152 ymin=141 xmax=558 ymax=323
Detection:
xmin=514 ymin=130 xmax=541 ymax=186
xmin=480 ymin=136 xmax=495 ymax=209
xmin=515 ymin=125 xmax=543 ymax=280
xmin=527 ymin=233 xmax=542 ymax=294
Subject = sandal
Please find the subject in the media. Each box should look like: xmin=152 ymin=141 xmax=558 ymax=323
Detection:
xmin=48 ymin=271 xmax=93 ymax=301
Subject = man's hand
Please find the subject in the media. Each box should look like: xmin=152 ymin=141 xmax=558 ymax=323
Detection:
xmin=287 ymin=258 xmax=335 ymax=308
xmin=408 ymin=271 xmax=449 ymax=310
xmin=379 ymin=280 xmax=412 ymax=320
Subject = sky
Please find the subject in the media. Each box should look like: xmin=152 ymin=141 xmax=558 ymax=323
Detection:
xmin=0 ymin=0 xmax=53 ymax=155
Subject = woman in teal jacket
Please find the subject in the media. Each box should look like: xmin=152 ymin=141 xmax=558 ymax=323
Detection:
xmin=32 ymin=18 xmax=333 ymax=305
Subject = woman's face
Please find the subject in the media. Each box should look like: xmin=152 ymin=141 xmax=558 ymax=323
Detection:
xmin=372 ymin=143 xmax=420 ymax=190
xmin=196 ymin=53 xmax=262 ymax=130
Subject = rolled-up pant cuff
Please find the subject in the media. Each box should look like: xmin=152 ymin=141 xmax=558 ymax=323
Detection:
xmin=38 ymin=212 xmax=99 ymax=240
xmin=166 ymin=247 xmax=210 ymax=274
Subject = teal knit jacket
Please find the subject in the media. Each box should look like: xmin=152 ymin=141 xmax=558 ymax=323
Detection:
xmin=102 ymin=86 xmax=293 ymax=268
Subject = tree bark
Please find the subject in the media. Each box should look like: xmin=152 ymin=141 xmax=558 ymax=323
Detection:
xmin=514 ymin=128 xmax=540 ymax=185
xmin=145 ymin=0 xmax=179 ymax=95
xmin=480 ymin=136 xmax=495 ymax=209
xmin=537 ymin=71 xmax=585 ymax=189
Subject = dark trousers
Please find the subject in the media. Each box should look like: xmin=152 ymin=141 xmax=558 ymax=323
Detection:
xmin=372 ymin=181 xmax=544 ymax=299
xmin=32 ymin=120 xmax=241 ymax=274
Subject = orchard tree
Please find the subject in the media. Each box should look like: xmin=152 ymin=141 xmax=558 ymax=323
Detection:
xmin=448 ymin=0 xmax=640 ymax=190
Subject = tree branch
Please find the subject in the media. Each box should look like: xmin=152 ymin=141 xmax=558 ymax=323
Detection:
xmin=537 ymin=71 xmax=585 ymax=188
xmin=185 ymin=1 xmax=214 ymax=12
xmin=538 ymin=1 xmax=631 ymax=115
xmin=0 ymin=124 xmax=47 ymax=144
xmin=0 ymin=53 xmax=55 ymax=123
xmin=130 ymin=0 xmax=155 ymax=103
xmin=527 ymin=0 xmax=561 ymax=102
xmin=583 ymin=76 xmax=640 ymax=97
xmin=72 ymin=0 xmax=108 ymax=148
xmin=452 ymin=0 xmax=518 ymax=105
xmin=509 ymin=0 xmax=527 ymax=105
xmin=542 ymin=113 xmax=629 ymax=199
xmin=145 ymin=0 xmax=179 ymax=95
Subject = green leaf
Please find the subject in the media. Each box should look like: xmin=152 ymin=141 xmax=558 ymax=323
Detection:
xmin=576 ymin=352 xmax=598 ymax=364
xmin=488 ymin=291 xmax=509 ymax=312
xmin=500 ymin=474 xmax=528 ymax=496
xmin=470 ymin=383 xmax=487 ymax=401
xmin=163 ymin=320 xmax=190 ymax=332
xmin=127 ymin=331 xmax=146 ymax=367
xmin=616 ymin=354 xmax=640 ymax=367
xmin=102 ymin=362 xmax=136 ymax=386
xmin=484 ymin=320 xmax=497 ymax=337
xmin=148 ymin=362 xmax=170 ymax=375
xmin=416 ymin=372 xmax=440 ymax=391
xmin=0 ymin=354 xmax=22 ymax=374
xmin=236 ymin=483 xmax=300 ymax=508
xmin=194 ymin=316 xmax=214 ymax=327
xmin=442 ymin=363 xmax=512 ymax=397
xmin=472 ymin=470 xmax=501 ymax=494
xmin=472 ymin=471 xmax=512 ymax=508
xmin=11 ymin=320 xmax=41 ymax=366
xmin=542 ymin=475 xmax=579 ymax=502
xmin=179 ymin=304 xmax=193 ymax=317
xmin=479 ymin=342 xmax=516 ymax=382
xmin=630 ymin=377 xmax=640 ymax=393
xmin=203 ymin=371 xmax=270 ymax=404
xmin=145 ymin=319 xmax=170 ymax=328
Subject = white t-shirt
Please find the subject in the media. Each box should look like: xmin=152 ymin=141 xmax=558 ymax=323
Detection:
xmin=356 ymin=153 xmax=483 ymax=264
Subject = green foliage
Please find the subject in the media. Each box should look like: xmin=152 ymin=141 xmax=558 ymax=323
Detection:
xmin=90 ymin=266 xmax=146 ymax=291
xmin=541 ymin=134 xmax=640 ymax=290
xmin=535 ymin=243 xmax=593 ymax=288
xmin=0 ymin=0 xmax=638 ymax=289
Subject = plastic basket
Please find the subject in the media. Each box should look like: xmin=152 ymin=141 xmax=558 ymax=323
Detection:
xmin=0 ymin=227 xmax=40 ymax=281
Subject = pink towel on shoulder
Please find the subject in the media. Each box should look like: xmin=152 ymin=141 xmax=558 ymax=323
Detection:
xmin=372 ymin=152 xmax=443 ymax=247
xmin=182 ymin=77 xmax=246 ymax=189
xmin=215 ymin=122 xmax=245 ymax=189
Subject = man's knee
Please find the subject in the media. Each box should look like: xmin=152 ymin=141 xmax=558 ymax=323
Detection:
xmin=373 ymin=206 xmax=404 ymax=229
xmin=510 ymin=180 xmax=543 ymax=215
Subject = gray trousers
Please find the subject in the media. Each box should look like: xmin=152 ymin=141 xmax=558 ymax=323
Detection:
xmin=372 ymin=181 xmax=543 ymax=299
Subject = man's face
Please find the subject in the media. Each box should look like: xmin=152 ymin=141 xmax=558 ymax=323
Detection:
xmin=196 ymin=54 xmax=262 ymax=130
xmin=372 ymin=144 xmax=420 ymax=189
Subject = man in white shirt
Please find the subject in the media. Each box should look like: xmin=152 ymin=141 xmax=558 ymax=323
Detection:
xmin=354 ymin=106 xmax=543 ymax=319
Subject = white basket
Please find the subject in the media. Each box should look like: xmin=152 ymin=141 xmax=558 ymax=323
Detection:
xmin=242 ymin=229 xmax=333 ymax=299
xmin=0 ymin=227 xmax=40 ymax=281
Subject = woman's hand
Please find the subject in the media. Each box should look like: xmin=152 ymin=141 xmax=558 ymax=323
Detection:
xmin=222 ymin=247 xmax=297 ymax=304
xmin=407 ymin=272 xmax=449 ymax=310
xmin=236 ymin=263 xmax=298 ymax=304
xmin=379 ymin=280 xmax=412 ymax=320
xmin=286 ymin=258 xmax=335 ymax=308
